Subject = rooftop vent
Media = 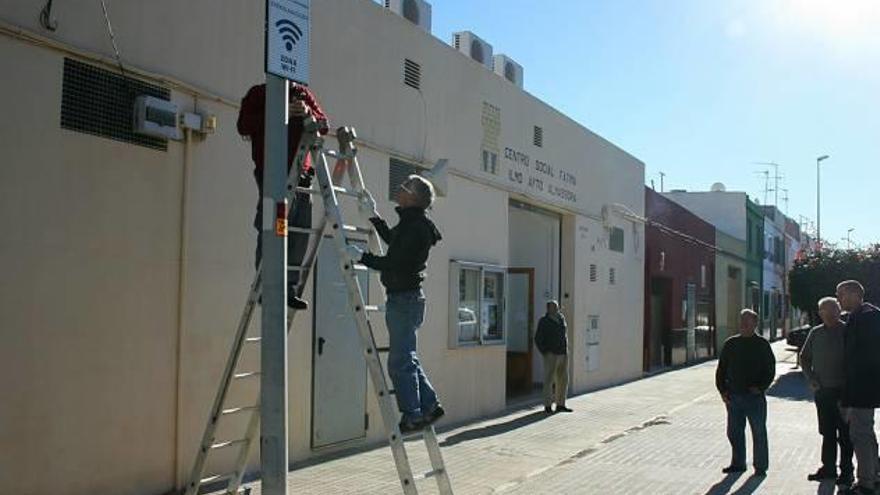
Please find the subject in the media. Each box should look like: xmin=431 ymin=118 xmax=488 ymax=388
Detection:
xmin=452 ymin=31 xmax=493 ymax=70
xmin=385 ymin=0 xmax=432 ymax=33
xmin=493 ymin=54 xmax=523 ymax=88
xmin=711 ymin=182 xmax=727 ymax=192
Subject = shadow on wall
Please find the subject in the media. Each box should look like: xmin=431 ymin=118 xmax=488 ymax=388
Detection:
xmin=766 ymin=370 xmax=813 ymax=402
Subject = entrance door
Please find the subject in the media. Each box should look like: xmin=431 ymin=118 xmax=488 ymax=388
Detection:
xmin=506 ymin=268 xmax=534 ymax=397
xmin=508 ymin=201 xmax=561 ymax=392
xmin=312 ymin=239 xmax=367 ymax=448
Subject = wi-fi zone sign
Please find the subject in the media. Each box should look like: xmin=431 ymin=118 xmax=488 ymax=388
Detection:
xmin=266 ymin=0 xmax=310 ymax=83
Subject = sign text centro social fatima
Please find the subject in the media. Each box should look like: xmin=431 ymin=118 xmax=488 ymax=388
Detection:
xmin=266 ymin=0 xmax=310 ymax=83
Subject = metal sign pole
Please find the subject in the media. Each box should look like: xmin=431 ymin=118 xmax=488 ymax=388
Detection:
xmin=260 ymin=65 xmax=290 ymax=495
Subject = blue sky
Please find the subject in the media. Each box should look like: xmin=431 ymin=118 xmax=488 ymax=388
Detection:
xmin=428 ymin=0 xmax=880 ymax=247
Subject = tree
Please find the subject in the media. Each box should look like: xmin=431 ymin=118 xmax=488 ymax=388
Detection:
xmin=789 ymin=245 xmax=880 ymax=324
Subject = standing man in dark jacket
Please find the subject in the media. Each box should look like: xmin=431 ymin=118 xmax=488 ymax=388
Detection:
xmin=347 ymin=175 xmax=443 ymax=433
xmin=836 ymin=280 xmax=880 ymax=495
xmin=800 ymin=297 xmax=853 ymax=486
xmin=716 ymin=308 xmax=776 ymax=476
xmin=237 ymin=82 xmax=329 ymax=309
xmin=534 ymin=301 xmax=571 ymax=414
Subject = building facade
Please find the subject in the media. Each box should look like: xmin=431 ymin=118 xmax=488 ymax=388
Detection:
xmin=643 ymin=188 xmax=715 ymax=370
xmin=714 ymin=231 xmax=748 ymax=348
xmin=761 ymin=206 xmax=787 ymax=340
xmin=0 ymin=1 xmax=645 ymax=494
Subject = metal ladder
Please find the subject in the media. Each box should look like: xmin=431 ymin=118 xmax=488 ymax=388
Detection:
xmin=183 ymin=119 xmax=454 ymax=495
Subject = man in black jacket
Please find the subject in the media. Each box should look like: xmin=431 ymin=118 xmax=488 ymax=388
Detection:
xmin=716 ymin=308 xmax=776 ymax=476
xmin=347 ymin=175 xmax=443 ymax=433
xmin=534 ymin=301 xmax=571 ymax=414
xmin=836 ymin=280 xmax=880 ymax=495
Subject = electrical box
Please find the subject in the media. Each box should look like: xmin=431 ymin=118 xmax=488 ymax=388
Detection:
xmin=134 ymin=95 xmax=182 ymax=140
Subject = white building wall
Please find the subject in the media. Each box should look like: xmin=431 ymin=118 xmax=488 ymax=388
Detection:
xmin=0 ymin=0 xmax=645 ymax=493
xmin=662 ymin=191 xmax=748 ymax=241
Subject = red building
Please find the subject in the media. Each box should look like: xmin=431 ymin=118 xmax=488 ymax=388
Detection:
xmin=644 ymin=188 xmax=716 ymax=371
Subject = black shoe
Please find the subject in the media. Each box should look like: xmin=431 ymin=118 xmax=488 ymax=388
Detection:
xmin=398 ymin=417 xmax=426 ymax=434
xmin=808 ymin=468 xmax=836 ymax=482
xmin=555 ymin=405 xmax=574 ymax=413
xmin=753 ymin=469 xmax=767 ymax=477
xmin=425 ymin=404 xmax=445 ymax=425
xmin=837 ymin=472 xmax=854 ymax=486
xmin=544 ymin=406 xmax=553 ymax=414
xmin=722 ymin=465 xmax=747 ymax=474
xmin=287 ymin=295 xmax=308 ymax=310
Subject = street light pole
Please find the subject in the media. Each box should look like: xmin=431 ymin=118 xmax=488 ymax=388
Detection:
xmin=847 ymin=228 xmax=855 ymax=249
xmin=816 ymin=155 xmax=829 ymax=246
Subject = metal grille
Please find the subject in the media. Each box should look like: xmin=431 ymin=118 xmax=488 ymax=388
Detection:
xmin=404 ymin=59 xmax=421 ymax=90
xmin=589 ymin=264 xmax=598 ymax=282
xmin=533 ymin=125 xmax=543 ymax=147
xmin=388 ymin=157 xmax=422 ymax=201
xmin=61 ymin=58 xmax=169 ymax=151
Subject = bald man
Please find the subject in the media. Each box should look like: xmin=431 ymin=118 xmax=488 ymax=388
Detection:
xmin=801 ymin=297 xmax=853 ymax=486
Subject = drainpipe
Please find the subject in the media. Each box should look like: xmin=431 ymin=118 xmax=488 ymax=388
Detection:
xmin=173 ymin=126 xmax=193 ymax=491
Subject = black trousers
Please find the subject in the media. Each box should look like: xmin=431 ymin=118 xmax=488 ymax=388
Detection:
xmin=815 ymin=387 xmax=854 ymax=474
xmin=254 ymin=187 xmax=312 ymax=290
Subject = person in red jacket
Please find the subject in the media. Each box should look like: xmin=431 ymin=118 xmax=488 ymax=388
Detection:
xmin=237 ymin=82 xmax=329 ymax=309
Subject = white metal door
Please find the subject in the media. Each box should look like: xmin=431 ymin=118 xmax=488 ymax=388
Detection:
xmin=312 ymin=238 xmax=367 ymax=448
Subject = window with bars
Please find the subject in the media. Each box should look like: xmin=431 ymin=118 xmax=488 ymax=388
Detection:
xmin=61 ymin=57 xmax=169 ymax=151
xmin=403 ymin=58 xmax=421 ymax=90
xmin=533 ymin=125 xmax=543 ymax=147
xmin=388 ymin=157 xmax=422 ymax=201
xmin=609 ymin=267 xmax=616 ymax=285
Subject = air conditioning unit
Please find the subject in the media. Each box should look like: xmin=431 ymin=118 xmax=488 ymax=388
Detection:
xmin=493 ymin=54 xmax=523 ymax=88
xmin=133 ymin=95 xmax=181 ymax=140
xmin=451 ymin=31 xmax=493 ymax=70
xmin=385 ymin=0 xmax=432 ymax=33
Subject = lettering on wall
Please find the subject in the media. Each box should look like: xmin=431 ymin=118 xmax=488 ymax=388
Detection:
xmin=502 ymin=146 xmax=578 ymax=205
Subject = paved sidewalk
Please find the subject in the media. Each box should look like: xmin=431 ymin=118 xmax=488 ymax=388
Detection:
xmin=238 ymin=343 xmax=849 ymax=494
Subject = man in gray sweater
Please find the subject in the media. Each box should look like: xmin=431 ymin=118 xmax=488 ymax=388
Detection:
xmin=801 ymin=297 xmax=854 ymax=486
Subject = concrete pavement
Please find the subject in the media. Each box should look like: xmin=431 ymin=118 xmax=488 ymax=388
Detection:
xmin=235 ymin=343 xmax=851 ymax=494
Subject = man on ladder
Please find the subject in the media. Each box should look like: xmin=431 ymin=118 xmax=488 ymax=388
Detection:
xmin=237 ymin=81 xmax=328 ymax=310
xmin=347 ymin=175 xmax=445 ymax=433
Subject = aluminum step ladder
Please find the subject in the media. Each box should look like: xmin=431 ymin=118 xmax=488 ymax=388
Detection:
xmin=183 ymin=120 xmax=453 ymax=495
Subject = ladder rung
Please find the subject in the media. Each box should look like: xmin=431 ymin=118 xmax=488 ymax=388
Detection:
xmin=375 ymin=346 xmax=390 ymax=353
xmin=365 ymin=305 xmax=385 ymax=313
xmin=420 ymin=468 xmax=445 ymax=479
xmin=288 ymin=226 xmax=322 ymax=235
xmin=352 ymin=263 xmax=369 ymax=271
xmin=233 ymin=372 xmax=260 ymax=380
xmin=287 ymin=265 xmax=308 ymax=272
xmin=200 ymin=473 xmax=235 ymax=485
xmin=210 ymin=439 xmax=249 ymax=450
xmin=295 ymin=185 xmax=359 ymax=198
xmin=221 ymin=406 xmax=259 ymax=416
xmin=245 ymin=337 xmax=261 ymax=343
xmin=342 ymin=224 xmax=371 ymax=235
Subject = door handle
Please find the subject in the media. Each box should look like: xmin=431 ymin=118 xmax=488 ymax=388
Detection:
xmin=318 ymin=337 xmax=326 ymax=355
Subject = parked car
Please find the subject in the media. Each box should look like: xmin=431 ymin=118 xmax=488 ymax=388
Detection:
xmin=786 ymin=325 xmax=811 ymax=350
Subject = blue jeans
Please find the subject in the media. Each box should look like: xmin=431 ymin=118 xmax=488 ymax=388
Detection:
xmin=385 ymin=290 xmax=438 ymax=421
xmin=726 ymin=392 xmax=769 ymax=471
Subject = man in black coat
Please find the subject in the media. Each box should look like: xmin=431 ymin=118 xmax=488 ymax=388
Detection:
xmin=836 ymin=280 xmax=880 ymax=495
xmin=347 ymin=175 xmax=444 ymax=433
xmin=534 ymin=300 xmax=571 ymax=414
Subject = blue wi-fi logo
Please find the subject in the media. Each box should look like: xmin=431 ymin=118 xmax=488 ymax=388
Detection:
xmin=275 ymin=19 xmax=303 ymax=52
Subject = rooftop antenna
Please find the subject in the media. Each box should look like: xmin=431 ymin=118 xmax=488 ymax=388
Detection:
xmin=753 ymin=169 xmax=770 ymax=206
xmin=659 ymin=171 xmax=666 ymax=193
xmin=780 ymin=188 xmax=790 ymax=215
xmin=754 ymin=162 xmax=783 ymax=208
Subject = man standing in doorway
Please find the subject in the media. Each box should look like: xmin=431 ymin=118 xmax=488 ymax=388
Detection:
xmin=716 ymin=308 xmax=776 ymax=477
xmin=800 ymin=297 xmax=854 ymax=486
xmin=237 ymin=82 xmax=328 ymax=309
xmin=836 ymin=280 xmax=880 ymax=495
xmin=535 ymin=300 xmax=571 ymax=414
xmin=347 ymin=175 xmax=444 ymax=433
